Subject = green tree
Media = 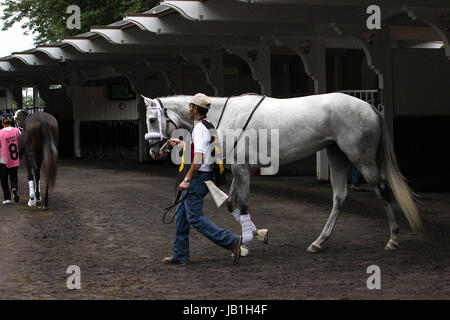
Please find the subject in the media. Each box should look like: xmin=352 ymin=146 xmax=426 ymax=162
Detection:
xmin=22 ymin=94 xmax=33 ymax=108
xmin=1 ymin=0 xmax=160 ymax=45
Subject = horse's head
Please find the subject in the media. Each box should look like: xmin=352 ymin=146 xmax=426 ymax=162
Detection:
xmin=142 ymin=96 xmax=180 ymax=160
xmin=14 ymin=109 xmax=29 ymax=130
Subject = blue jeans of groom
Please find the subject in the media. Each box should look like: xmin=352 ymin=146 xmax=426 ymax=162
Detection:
xmin=173 ymin=171 xmax=239 ymax=264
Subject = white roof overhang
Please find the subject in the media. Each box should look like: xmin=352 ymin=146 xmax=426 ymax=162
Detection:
xmin=90 ymin=25 xmax=263 ymax=47
xmin=1 ymin=0 xmax=448 ymax=79
xmin=233 ymin=0 xmax=449 ymax=6
xmin=0 ymin=60 xmax=17 ymax=72
xmin=124 ymin=12 xmax=315 ymax=36
xmin=153 ymin=0 xmax=368 ymax=25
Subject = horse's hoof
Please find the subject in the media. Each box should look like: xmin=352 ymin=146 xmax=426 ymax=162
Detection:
xmin=307 ymin=243 xmax=321 ymax=253
xmin=28 ymin=199 xmax=37 ymax=207
xmin=254 ymin=229 xmax=269 ymax=244
xmin=40 ymin=205 xmax=49 ymax=211
xmin=240 ymin=244 xmax=249 ymax=257
xmin=385 ymin=240 xmax=399 ymax=251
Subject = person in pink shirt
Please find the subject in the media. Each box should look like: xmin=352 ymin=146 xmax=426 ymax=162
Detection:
xmin=0 ymin=113 xmax=20 ymax=205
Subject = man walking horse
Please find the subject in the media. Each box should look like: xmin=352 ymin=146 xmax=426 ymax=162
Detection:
xmin=163 ymin=93 xmax=242 ymax=265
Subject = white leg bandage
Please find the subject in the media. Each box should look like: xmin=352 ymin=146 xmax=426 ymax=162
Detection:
xmin=28 ymin=180 xmax=37 ymax=207
xmin=232 ymin=210 xmax=257 ymax=230
xmin=29 ymin=180 xmax=35 ymax=199
xmin=240 ymin=214 xmax=257 ymax=245
xmin=231 ymin=209 xmax=241 ymax=223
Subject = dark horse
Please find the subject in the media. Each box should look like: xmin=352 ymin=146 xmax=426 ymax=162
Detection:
xmin=14 ymin=110 xmax=58 ymax=210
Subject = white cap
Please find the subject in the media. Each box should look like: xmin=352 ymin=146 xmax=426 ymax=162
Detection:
xmin=191 ymin=93 xmax=211 ymax=110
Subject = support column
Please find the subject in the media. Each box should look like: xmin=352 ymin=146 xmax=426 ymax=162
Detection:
xmin=331 ymin=24 xmax=394 ymax=137
xmin=134 ymin=77 xmax=148 ymax=163
xmin=63 ymin=85 xmax=81 ymax=158
xmin=279 ymin=36 xmax=329 ymax=181
xmin=114 ymin=63 xmax=155 ymax=163
xmin=34 ymin=80 xmax=51 ymax=112
xmin=225 ymin=45 xmax=272 ymax=96
xmin=49 ymin=69 xmax=93 ymax=159
xmin=9 ymin=81 xmax=24 ymax=110
xmin=32 ymin=85 xmax=39 ymax=110
xmin=73 ymin=119 xmax=81 ymax=158
xmin=370 ymin=27 xmax=394 ymax=138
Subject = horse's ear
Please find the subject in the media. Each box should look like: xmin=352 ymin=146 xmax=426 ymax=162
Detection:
xmin=141 ymin=95 xmax=156 ymax=107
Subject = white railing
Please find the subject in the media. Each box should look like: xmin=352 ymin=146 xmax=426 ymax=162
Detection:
xmin=24 ymin=107 xmax=45 ymax=114
xmin=339 ymin=90 xmax=383 ymax=111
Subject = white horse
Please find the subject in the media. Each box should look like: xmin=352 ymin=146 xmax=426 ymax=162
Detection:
xmin=143 ymin=93 xmax=422 ymax=254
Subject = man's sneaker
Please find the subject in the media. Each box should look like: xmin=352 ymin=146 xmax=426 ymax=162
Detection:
xmin=12 ymin=189 xmax=19 ymax=203
xmin=3 ymin=200 xmax=12 ymax=205
xmin=163 ymin=257 xmax=187 ymax=265
xmin=232 ymin=236 xmax=242 ymax=265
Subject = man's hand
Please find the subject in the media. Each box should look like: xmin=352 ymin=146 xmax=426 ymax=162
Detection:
xmin=178 ymin=153 xmax=203 ymax=191
xmin=169 ymin=138 xmax=184 ymax=148
xmin=179 ymin=180 xmax=190 ymax=191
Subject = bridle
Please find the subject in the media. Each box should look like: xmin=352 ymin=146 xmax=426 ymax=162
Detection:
xmin=13 ymin=110 xmax=25 ymax=131
xmin=144 ymin=98 xmax=179 ymax=147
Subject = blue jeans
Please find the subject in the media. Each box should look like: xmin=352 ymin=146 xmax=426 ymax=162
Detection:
xmin=172 ymin=171 xmax=239 ymax=264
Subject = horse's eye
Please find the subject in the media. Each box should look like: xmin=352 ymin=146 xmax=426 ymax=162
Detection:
xmin=149 ymin=118 xmax=156 ymax=123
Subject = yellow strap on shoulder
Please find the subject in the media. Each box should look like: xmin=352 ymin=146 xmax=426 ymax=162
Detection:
xmin=215 ymin=144 xmax=224 ymax=174
xmin=179 ymin=142 xmax=187 ymax=172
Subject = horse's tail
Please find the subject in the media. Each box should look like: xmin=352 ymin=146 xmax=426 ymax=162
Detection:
xmin=41 ymin=121 xmax=58 ymax=189
xmin=374 ymin=108 xmax=422 ymax=232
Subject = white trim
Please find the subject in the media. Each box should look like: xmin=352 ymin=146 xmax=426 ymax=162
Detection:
xmin=0 ymin=61 xmax=16 ymax=72
xmin=35 ymin=47 xmax=81 ymax=61
xmin=124 ymin=13 xmax=314 ymax=36
xmin=11 ymin=53 xmax=55 ymax=66
xmin=157 ymin=0 xmax=366 ymax=24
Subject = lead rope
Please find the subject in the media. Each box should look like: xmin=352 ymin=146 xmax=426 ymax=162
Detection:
xmin=162 ymin=190 xmax=188 ymax=224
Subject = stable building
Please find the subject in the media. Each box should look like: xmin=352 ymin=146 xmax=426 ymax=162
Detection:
xmin=0 ymin=0 xmax=448 ymax=189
